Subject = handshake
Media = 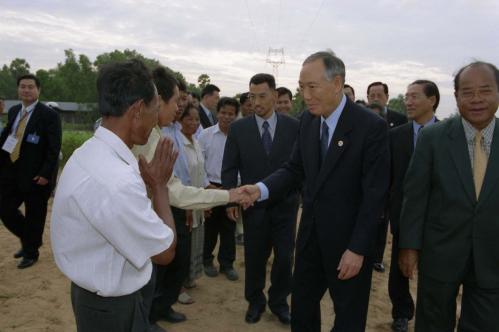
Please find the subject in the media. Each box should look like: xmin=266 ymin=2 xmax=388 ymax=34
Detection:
xmin=226 ymin=185 xmax=262 ymax=221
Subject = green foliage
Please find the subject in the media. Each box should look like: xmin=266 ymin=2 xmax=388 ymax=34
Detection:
xmin=0 ymin=58 xmax=31 ymax=99
xmin=0 ymin=49 xmax=192 ymax=105
xmin=388 ymin=94 xmax=406 ymax=114
xmin=291 ymin=88 xmax=305 ymax=117
xmin=197 ymin=74 xmax=211 ymax=90
xmin=60 ymin=130 xmax=93 ymax=165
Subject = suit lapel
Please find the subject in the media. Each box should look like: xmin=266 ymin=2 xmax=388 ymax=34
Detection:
xmin=306 ymin=115 xmax=321 ymax=186
xmin=23 ymin=103 xmax=42 ymax=140
xmin=477 ymin=118 xmax=499 ymax=205
xmin=448 ymin=117 xmax=475 ymax=202
xmin=312 ymin=105 xmax=353 ymax=197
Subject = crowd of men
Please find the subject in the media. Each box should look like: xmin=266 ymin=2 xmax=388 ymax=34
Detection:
xmin=0 ymin=51 xmax=497 ymax=332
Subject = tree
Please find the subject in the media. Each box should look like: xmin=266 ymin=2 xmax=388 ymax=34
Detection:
xmin=0 ymin=58 xmax=32 ymax=99
xmin=388 ymin=94 xmax=406 ymax=114
xmin=197 ymin=74 xmax=211 ymax=90
xmin=291 ymin=88 xmax=305 ymax=117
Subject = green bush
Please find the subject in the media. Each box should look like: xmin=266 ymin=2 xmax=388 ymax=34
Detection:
xmin=61 ymin=130 xmax=93 ymax=166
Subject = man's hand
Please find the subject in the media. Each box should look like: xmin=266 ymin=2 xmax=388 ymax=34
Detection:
xmin=138 ymin=137 xmax=177 ymax=193
xmin=33 ymin=176 xmax=48 ymax=186
xmin=337 ymin=249 xmax=364 ymax=280
xmin=239 ymin=185 xmax=261 ymax=209
xmin=399 ymin=249 xmax=418 ymax=279
xmin=226 ymin=206 xmax=240 ymax=222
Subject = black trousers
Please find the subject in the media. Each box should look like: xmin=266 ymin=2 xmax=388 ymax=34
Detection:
xmin=374 ymin=216 xmax=389 ymax=264
xmin=71 ymin=282 xmax=148 ymax=332
xmin=0 ymin=172 xmax=51 ymax=259
xmin=415 ymin=259 xmax=499 ymax=332
xmin=291 ymin=225 xmax=373 ymax=332
xmin=150 ymin=207 xmax=190 ymax=323
xmin=388 ymin=232 xmax=415 ymax=320
xmin=203 ymin=204 xmax=235 ymax=270
xmin=242 ymin=201 xmax=297 ymax=314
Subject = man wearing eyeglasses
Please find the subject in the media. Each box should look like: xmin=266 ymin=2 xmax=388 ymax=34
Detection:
xmin=399 ymin=61 xmax=499 ymax=331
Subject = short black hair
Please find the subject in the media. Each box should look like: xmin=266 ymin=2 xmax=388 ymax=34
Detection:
xmin=17 ymin=74 xmax=40 ymax=88
xmin=201 ymin=84 xmax=220 ymax=98
xmin=367 ymin=82 xmax=389 ymax=96
xmin=454 ymin=61 xmax=499 ymax=92
xmin=239 ymin=92 xmax=250 ymax=104
xmin=355 ymin=100 xmax=367 ymax=106
xmin=178 ymin=79 xmax=187 ymax=92
xmin=180 ymin=102 xmax=199 ymax=121
xmin=217 ymin=97 xmax=240 ymax=115
xmin=190 ymin=91 xmax=200 ymax=101
xmin=344 ymin=84 xmax=355 ymax=95
xmin=410 ymin=80 xmax=440 ymax=111
xmin=276 ymin=87 xmax=292 ymax=100
xmin=152 ymin=66 xmax=178 ymax=103
xmin=97 ymin=59 xmax=156 ymax=117
xmin=249 ymin=73 xmax=276 ymax=90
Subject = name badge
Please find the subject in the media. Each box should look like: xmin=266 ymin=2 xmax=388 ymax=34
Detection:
xmin=26 ymin=133 xmax=40 ymax=144
xmin=2 ymin=135 xmax=18 ymax=153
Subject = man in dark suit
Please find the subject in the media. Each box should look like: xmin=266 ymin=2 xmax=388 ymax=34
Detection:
xmin=367 ymin=81 xmax=408 ymax=273
xmin=388 ymin=79 xmax=440 ymax=332
xmin=198 ymin=84 xmax=220 ymax=129
xmin=399 ymin=61 xmax=499 ymax=331
xmin=241 ymin=51 xmax=390 ymax=331
xmin=222 ymin=73 xmax=300 ymax=325
xmin=0 ymin=74 xmax=62 ymax=269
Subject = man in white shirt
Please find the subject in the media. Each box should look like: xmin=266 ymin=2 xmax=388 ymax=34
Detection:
xmin=51 ymin=60 xmax=178 ymax=332
xmin=198 ymin=97 xmax=240 ymax=280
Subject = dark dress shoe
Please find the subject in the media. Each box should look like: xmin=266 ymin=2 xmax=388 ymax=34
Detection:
xmin=163 ymin=308 xmax=186 ymax=323
xmin=220 ymin=267 xmax=239 ymax=281
xmin=272 ymin=311 xmax=291 ymax=325
xmin=391 ymin=318 xmax=408 ymax=332
xmin=245 ymin=306 xmax=265 ymax=324
xmin=373 ymin=262 xmax=385 ymax=273
xmin=13 ymin=249 xmax=25 ymax=259
xmin=17 ymin=257 xmax=38 ymax=269
xmin=204 ymin=264 xmax=219 ymax=277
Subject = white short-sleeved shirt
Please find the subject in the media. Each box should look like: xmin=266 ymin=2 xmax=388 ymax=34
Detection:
xmin=51 ymin=126 xmax=173 ymax=297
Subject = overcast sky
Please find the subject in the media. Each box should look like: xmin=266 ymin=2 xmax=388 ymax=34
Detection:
xmin=1 ymin=0 xmax=498 ymax=117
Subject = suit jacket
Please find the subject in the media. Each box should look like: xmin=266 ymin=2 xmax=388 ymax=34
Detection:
xmin=263 ymin=99 xmax=390 ymax=259
xmin=399 ymin=116 xmax=499 ymax=288
xmin=0 ymin=102 xmax=62 ymax=191
xmin=388 ymin=119 xmax=438 ymax=234
xmin=387 ymin=109 xmax=408 ymax=128
xmin=222 ymin=112 xmax=299 ymax=208
xmin=198 ymin=106 xmax=215 ymax=129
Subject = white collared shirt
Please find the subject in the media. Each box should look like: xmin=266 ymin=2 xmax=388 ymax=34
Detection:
xmin=11 ymin=100 xmax=38 ymax=135
xmin=198 ymin=123 xmax=227 ymax=184
xmin=254 ymin=111 xmax=277 ymax=139
xmin=51 ymin=126 xmax=173 ymax=297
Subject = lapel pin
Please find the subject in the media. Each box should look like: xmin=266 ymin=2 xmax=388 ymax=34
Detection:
xmin=390 ymin=122 xmax=394 ymax=127
xmin=338 ymin=140 xmax=344 ymax=147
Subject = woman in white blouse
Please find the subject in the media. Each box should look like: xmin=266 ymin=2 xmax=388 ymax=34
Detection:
xmin=178 ymin=103 xmax=211 ymax=303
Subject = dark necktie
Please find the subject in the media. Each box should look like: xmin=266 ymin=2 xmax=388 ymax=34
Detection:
xmin=414 ymin=125 xmax=424 ymax=149
xmin=320 ymin=121 xmax=329 ymax=163
xmin=262 ymin=121 xmax=272 ymax=155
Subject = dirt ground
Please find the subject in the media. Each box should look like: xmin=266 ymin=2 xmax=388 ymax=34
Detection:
xmin=0 ymin=200 xmax=418 ymax=332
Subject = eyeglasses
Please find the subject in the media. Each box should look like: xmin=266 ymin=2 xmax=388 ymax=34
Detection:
xmin=459 ymin=88 xmax=494 ymax=100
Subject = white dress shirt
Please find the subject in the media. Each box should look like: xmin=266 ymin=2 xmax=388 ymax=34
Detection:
xmin=51 ymin=126 xmax=173 ymax=297
xmin=182 ymin=132 xmax=209 ymax=228
xmin=198 ymin=123 xmax=227 ymax=184
xmin=132 ymin=126 xmax=229 ymax=209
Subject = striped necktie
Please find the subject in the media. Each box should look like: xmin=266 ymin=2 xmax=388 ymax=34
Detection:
xmin=473 ymin=130 xmax=487 ymax=200
xmin=10 ymin=109 xmax=28 ymax=162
